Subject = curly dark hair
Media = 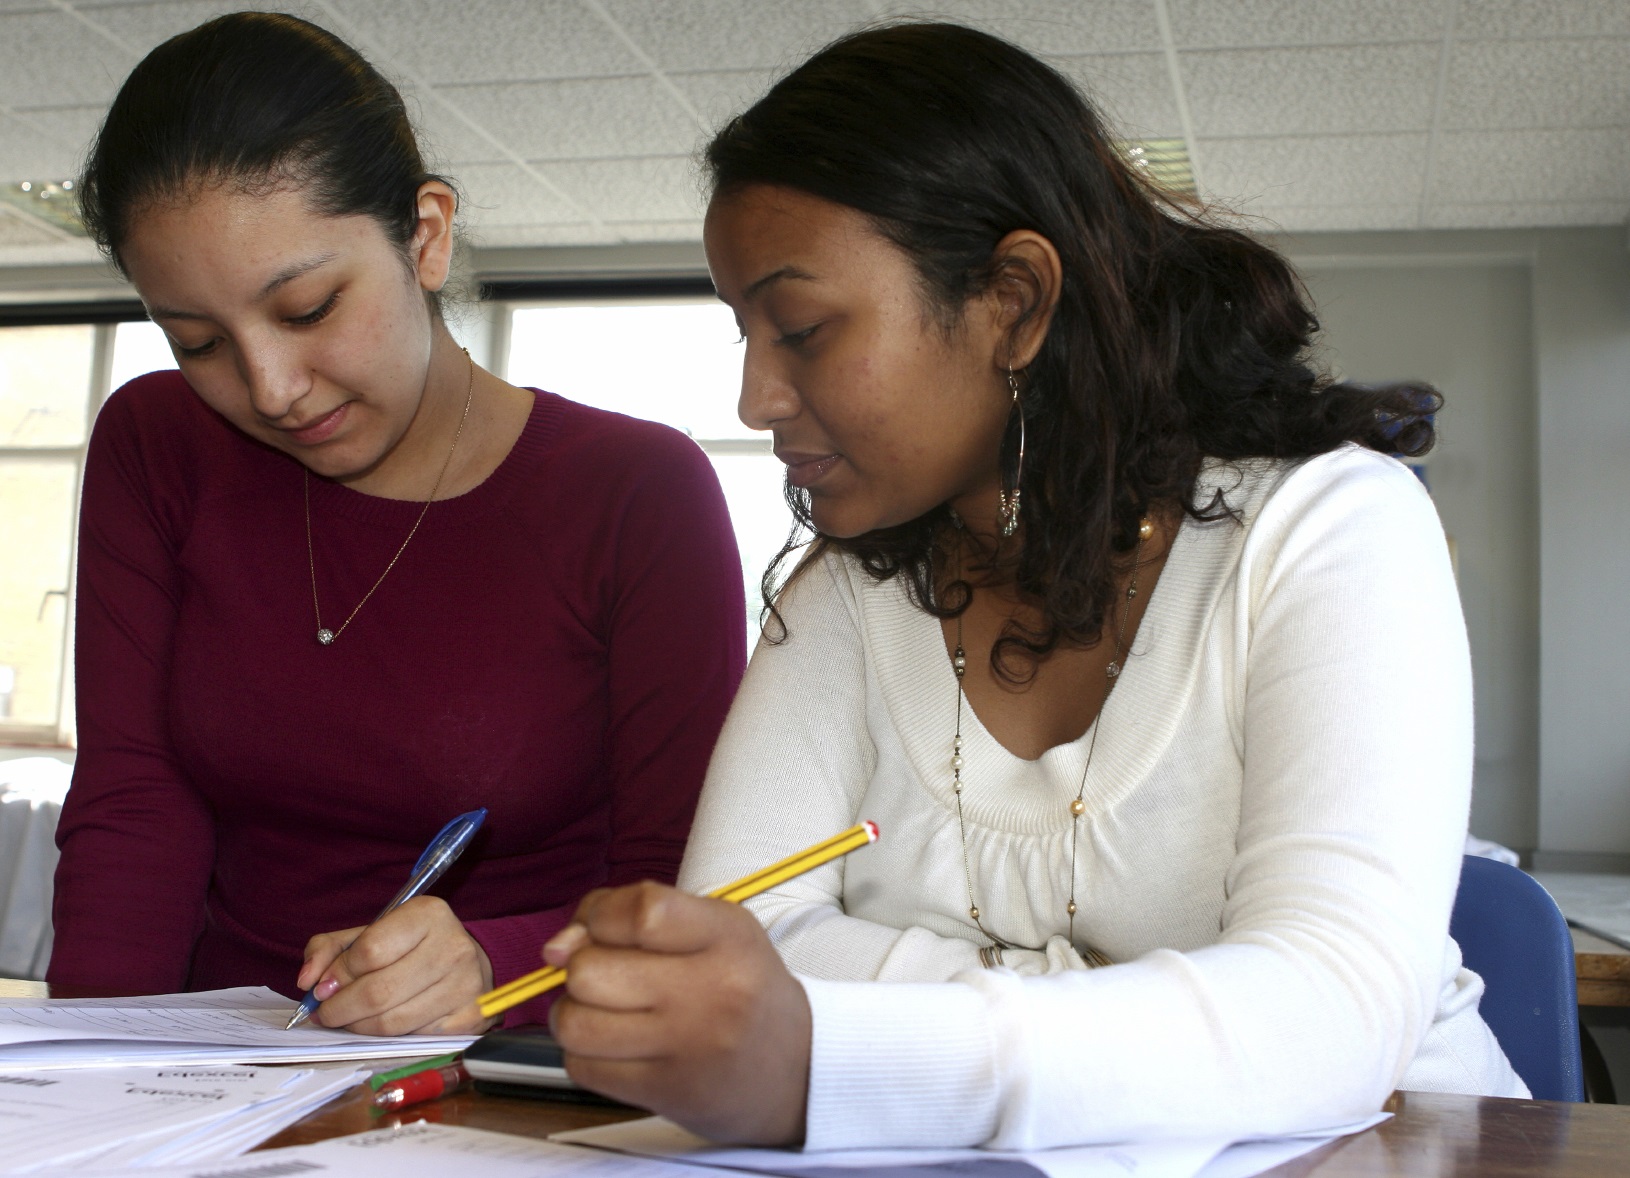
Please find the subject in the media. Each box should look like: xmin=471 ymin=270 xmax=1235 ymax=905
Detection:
xmin=706 ymin=21 xmax=1438 ymax=678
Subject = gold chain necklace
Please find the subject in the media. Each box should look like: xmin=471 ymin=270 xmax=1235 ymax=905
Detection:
xmin=949 ymin=516 xmax=1151 ymax=965
xmin=305 ymin=348 xmax=475 ymax=647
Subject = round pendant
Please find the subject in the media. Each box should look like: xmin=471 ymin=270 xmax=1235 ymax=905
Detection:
xmin=316 ymin=628 xmax=335 ymax=646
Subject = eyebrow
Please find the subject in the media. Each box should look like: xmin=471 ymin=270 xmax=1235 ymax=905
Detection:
xmin=145 ymin=252 xmax=339 ymax=322
xmin=742 ymin=265 xmax=817 ymax=302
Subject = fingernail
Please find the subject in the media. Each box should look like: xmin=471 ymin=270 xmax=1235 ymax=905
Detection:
xmin=314 ymin=976 xmax=340 ymax=1001
xmin=543 ymin=923 xmax=586 ymax=964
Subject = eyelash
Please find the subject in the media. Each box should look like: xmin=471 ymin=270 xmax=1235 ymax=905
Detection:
xmin=775 ymin=324 xmax=819 ymax=347
xmin=290 ymin=293 xmax=340 ymax=327
xmin=172 ymin=294 xmax=340 ymax=359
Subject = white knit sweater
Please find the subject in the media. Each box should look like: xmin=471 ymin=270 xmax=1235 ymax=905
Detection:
xmin=679 ymin=445 xmax=1526 ymax=1150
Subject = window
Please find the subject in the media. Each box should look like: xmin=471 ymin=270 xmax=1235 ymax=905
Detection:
xmin=504 ymin=298 xmax=793 ymax=634
xmin=0 ymin=317 xmax=172 ymax=746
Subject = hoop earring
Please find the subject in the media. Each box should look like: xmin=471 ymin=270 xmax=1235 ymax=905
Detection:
xmin=997 ymin=366 xmax=1025 ymax=538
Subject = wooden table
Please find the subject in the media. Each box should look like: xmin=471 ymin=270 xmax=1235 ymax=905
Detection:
xmin=1574 ymin=927 xmax=1630 ymax=1007
xmin=7 ymin=980 xmax=1630 ymax=1176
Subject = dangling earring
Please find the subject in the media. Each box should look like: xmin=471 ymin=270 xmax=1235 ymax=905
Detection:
xmin=996 ymin=366 xmax=1026 ymax=538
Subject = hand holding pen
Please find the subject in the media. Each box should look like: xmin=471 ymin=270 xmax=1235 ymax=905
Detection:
xmin=288 ymin=808 xmax=489 ymax=1034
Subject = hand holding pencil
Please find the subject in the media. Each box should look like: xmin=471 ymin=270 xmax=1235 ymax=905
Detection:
xmin=477 ymin=820 xmax=878 ymax=1019
xmin=500 ymin=821 xmax=879 ymax=1146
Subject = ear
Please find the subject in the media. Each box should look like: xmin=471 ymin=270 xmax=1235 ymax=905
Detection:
xmin=409 ymin=180 xmax=458 ymax=293
xmin=985 ymin=229 xmax=1063 ymax=372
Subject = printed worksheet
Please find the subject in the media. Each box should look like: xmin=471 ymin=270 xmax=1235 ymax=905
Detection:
xmin=0 ymin=1064 xmax=364 ymax=1172
xmin=0 ymin=988 xmax=476 ymax=1067
xmin=59 ymin=1122 xmax=732 ymax=1178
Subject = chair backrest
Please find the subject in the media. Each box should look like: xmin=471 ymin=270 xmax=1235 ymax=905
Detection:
xmin=1449 ymin=855 xmax=1584 ymax=1102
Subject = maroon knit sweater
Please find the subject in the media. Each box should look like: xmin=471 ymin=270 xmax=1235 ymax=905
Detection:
xmin=49 ymin=371 xmax=746 ymax=1025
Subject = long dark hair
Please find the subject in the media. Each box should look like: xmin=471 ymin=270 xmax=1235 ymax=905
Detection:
xmin=79 ymin=12 xmax=447 ymax=281
xmin=707 ymin=21 xmax=1438 ymax=677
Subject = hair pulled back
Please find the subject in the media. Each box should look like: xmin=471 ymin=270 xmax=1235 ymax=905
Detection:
xmin=708 ymin=21 xmax=1439 ymax=675
xmin=79 ymin=11 xmax=445 ymax=272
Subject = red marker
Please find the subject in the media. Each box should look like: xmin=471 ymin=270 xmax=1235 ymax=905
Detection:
xmin=371 ymin=1062 xmax=471 ymax=1110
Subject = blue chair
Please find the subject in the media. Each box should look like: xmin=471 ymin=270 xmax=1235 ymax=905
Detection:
xmin=1449 ymin=854 xmax=1585 ymax=1102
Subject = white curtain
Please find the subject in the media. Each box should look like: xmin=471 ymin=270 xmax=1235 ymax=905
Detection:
xmin=0 ymin=757 xmax=70 ymax=980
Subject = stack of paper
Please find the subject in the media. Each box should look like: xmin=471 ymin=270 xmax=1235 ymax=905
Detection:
xmin=0 ymin=987 xmax=478 ymax=1068
xmin=552 ymin=1113 xmax=1393 ymax=1178
xmin=0 ymin=1063 xmax=366 ymax=1173
xmin=48 ymin=1122 xmax=717 ymax=1178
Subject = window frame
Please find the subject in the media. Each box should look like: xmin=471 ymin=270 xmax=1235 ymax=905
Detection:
xmin=0 ymin=301 xmax=146 ymax=747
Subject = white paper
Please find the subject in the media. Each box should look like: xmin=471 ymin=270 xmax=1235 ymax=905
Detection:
xmin=0 ymin=1063 xmax=367 ymax=1173
xmin=56 ymin=1122 xmax=749 ymax=1178
xmin=1190 ymin=1114 xmax=1391 ymax=1178
xmin=0 ymin=988 xmax=476 ymax=1068
xmin=553 ymin=1118 xmax=1233 ymax=1178
xmin=553 ymin=1112 xmax=1392 ymax=1178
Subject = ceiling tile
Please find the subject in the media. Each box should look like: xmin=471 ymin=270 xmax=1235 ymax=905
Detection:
xmin=1184 ymin=44 xmax=1440 ymax=137
xmin=400 ymin=88 xmax=512 ymax=168
xmin=0 ymin=206 xmax=61 ymax=247
xmin=0 ymin=116 xmax=61 ymax=181
xmin=1452 ymin=0 xmax=1630 ymax=40
xmin=1203 ymin=133 xmax=1429 ymax=207
xmin=439 ymin=77 xmax=703 ymax=161
xmin=467 ymin=221 xmax=609 ymax=248
xmin=470 ymin=219 xmax=704 ymax=249
xmin=0 ymin=2 xmax=55 ymax=10
xmin=0 ymin=107 xmax=105 ymax=180
xmin=1052 ymin=52 xmax=1181 ymax=138
xmin=605 ymin=219 xmax=706 ymax=244
xmin=452 ymin=162 xmax=589 ymax=228
xmin=0 ymin=238 xmax=101 ymax=266
xmin=668 ymin=70 xmax=778 ymax=130
xmin=0 ymin=11 xmax=135 ymax=108
xmin=73 ymin=1 xmax=272 ymax=54
xmin=1428 ymin=128 xmax=1630 ymax=203
xmin=1424 ymin=199 xmax=1630 ymax=228
xmin=543 ymin=156 xmax=704 ymax=223
xmin=332 ymin=0 xmax=646 ymax=83
xmin=1167 ymin=0 xmax=1444 ymax=48
xmin=879 ymin=1 xmax=1163 ymax=55
xmin=1441 ymin=38 xmax=1630 ymax=130
xmin=1245 ymin=203 xmax=1421 ymax=232
xmin=597 ymin=0 xmax=877 ymax=73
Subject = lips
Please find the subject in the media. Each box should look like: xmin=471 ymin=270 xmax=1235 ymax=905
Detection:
xmin=776 ymin=449 xmax=842 ymax=489
xmin=281 ymin=402 xmax=349 ymax=445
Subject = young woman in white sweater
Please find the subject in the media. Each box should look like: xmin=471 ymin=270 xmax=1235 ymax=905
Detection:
xmin=537 ymin=21 xmax=1526 ymax=1147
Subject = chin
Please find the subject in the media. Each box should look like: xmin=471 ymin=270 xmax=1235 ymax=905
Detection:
xmin=282 ymin=439 xmax=381 ymax=483
xmin=809 ymin=500 xmax=912 ymax=540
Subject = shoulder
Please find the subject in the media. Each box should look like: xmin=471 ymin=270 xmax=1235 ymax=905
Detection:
xmin=97 ymin=369 xmax=214 ymax=439
xmin=1254 ymin=445 xmax=1439 ymax=552
xmin=89 ymin=369 xmax=261 ymax=493
xmin=765 ymin=548 xmax=887 ymax=654
xmin=1207 ymin=446 xmax=1454 ymax=630
xmin=538 ymin=392 xmax=718 ymax=490
xmin=1198 ymin=445 xmax=1439 ymax=556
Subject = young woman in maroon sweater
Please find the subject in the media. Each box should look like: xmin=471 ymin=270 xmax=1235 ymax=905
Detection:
xmin=47 ymin=12 xmax=746 ymax=1035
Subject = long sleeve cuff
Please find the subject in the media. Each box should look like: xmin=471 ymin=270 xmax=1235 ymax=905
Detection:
xmin=801 ymin=975 xmax=998 ymax=1150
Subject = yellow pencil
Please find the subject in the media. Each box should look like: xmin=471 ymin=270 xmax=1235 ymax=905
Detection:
xmin=476 ymin=820 xmax=879 ymax=1020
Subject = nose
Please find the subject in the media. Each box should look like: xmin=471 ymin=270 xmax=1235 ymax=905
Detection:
xmin=236 ymin=336 xmax=313 ymax=421
xmin=737 ymin=342 xmax=798 ymax=433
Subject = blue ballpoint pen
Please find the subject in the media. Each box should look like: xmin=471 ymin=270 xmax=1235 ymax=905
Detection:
xmin=285 ymin=807 xmax=488 ymax=1030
